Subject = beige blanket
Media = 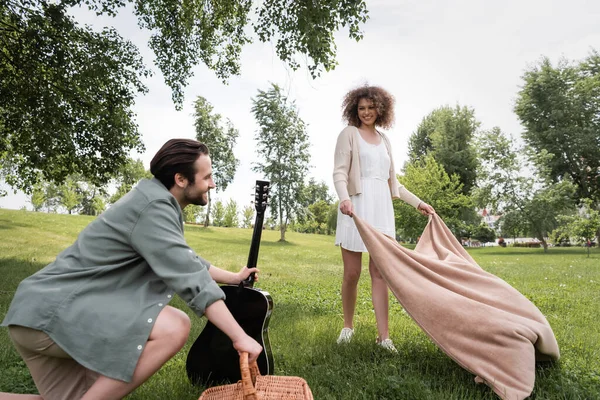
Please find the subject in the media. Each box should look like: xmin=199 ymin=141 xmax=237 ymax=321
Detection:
xmin=352 ymin=214 xmax=560 ymax=400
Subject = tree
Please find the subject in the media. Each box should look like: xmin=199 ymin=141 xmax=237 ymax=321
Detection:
xmin=474 ymin=127 xmax=577 ymax=250
xmin=514 ymin=50 xmax=600 ymax=205
xmin=327 ymin=202 xmax=339 ymax=236
xmin=307 ymin=200 xmax=330 ymax=234
xmin=183 ymin=205 xmax=204 ymax=224
xmin=407 ymin=105 xmax=480 ymax=194
xmin=109 ymin=158 xmax=151 ymax=204
xmin=554 ymin=199 xmax=600 ymax=255
xmin=223 ymin=200 xmax=239 ymax=228
xmin=498 ymin=210 xmax=527 ymax=242
xmin=296 ymin=177 xmax=333 ymax=225
xmin=90 ymin=195 xmax=106 ymax=216
xmin=252 ymin=84 xmax=310 ymax=241
xmin=301 ymin=178 xmax=333 ymax=206
xmin=59 ymin=178 xmax=81 ymax=214
xmin=472 ymin=223 xmax=496 ymax=244
xmin=43 ymin=182 xmax=60 ymax=213
xmin=193 ymin=97 xmax=239 ymax=227
xmin=394 ymin=155 xmax=472 ymax=240
xmin=242 ymin=205 xmax=254 ymax=228
xmin=1 ymin=0 xmax=149 ymax=193
xmin=211 ymin=200 xmax=225 ymax=227
xmin=30 ymin=184 xmax=46 ymax=212
xmin=76 ymin=177 xmax=109 ymax=216
xmin=2 ymin=0 xmax=368 ymax=193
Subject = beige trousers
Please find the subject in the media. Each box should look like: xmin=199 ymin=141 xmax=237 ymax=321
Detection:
xmin=8 ymin=325 xmax=99 ymax=400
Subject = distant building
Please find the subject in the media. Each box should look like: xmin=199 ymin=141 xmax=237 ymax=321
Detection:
xmin=480 ymin=208 xmax=501 ymax=229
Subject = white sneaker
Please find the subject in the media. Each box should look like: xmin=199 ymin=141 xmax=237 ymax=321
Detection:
xmin=337 ymin=327 xmax=354 ymax=344
xmin=377 ymin=338 xmax=398 ymax=353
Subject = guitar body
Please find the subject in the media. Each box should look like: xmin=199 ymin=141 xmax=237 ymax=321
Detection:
xmin=186 ymin=285 xmax=274 ymax=385
xmin=186 ymin=180 xmax=274 ymax=387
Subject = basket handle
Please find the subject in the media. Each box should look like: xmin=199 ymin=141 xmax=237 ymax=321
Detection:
xmin=239 ymin=352 xmax=260 ymax=400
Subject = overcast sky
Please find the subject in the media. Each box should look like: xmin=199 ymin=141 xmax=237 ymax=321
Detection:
xmin=2 ymin=0 xmax=599 ymax=211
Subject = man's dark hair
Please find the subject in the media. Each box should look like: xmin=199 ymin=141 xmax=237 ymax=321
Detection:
xmin=150 ymin=139 xmax=209 ymax=189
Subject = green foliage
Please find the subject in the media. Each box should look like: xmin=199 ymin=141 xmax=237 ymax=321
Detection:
xmin=301 ymin=178 xmax=333 ymax=206
xmin=29 ymin=184 xmax=46 ymax=212
xmin=210 ymin=200 xmax=225 ymax=227
xmin=43 ymin=182 xmax=60 ymax=213
xmin=407 ymin=105 xmax=480 ymax=194
xmin=90 ymin=195 xmax=106 ymax=216
xmin=475 ymin=128 xmax=577 ymax=249
xmin=241 ymin=205 xmax=254 ymax=228
xmin=471 ymin=223 xmax=496 ymax=243
xmin=327 ymin=201 xmax=338 ymax=235
xmin=193 ymin=97 xmax=239 ymax=227
xmin=193 ymin=97 xmax=239 ymax=193
xmin=497 ymin=210 xmax=527 ymax=240
xmin=253 ymin=0 xmax=368 ymax=78
xmin=395 ymin=156 xmax=472 ymax=240
xmin=1 ymin=0 xmax=368 ymax=194
xmin=296 ymin=177 xmax=333 ymax=225
xmin=554 ymin=199 xmax=600 ymax=246
xmin=251 ymin=84 xmax=310 ymax=241
xmin=183 ymin=205 xmax=205 ymax=224
xmin=515 ymin=50 xmax=600 ymax=205
xmin=294 ymin=200 xmax=330 ymax=235
xmin=109 ymin=158 xmax=151 ymax=204
xmin=222 ymin=200 xmax=239 ymax=228
xmin=0 ymin=0 xmax=149 ymax=193
xmin=59 ymin=178 xmax=81 ymax=214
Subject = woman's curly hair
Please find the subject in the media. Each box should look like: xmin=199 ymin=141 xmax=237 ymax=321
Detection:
xmin=341 ymin=85 xmax=395 ymax=129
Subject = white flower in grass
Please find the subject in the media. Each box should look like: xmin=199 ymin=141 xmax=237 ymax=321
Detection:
xmin=559 ymin=284 xmax=567 ymax=288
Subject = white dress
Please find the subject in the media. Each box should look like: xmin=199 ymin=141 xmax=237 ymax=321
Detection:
xmin=335 ymin=130 xmax=396 ymax=252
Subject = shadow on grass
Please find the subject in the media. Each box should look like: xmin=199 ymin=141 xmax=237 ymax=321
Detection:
xmin=0 ymin=258 xmax=47 ymax=293
xmin=0 ymin=218 xmax=31 ymax=230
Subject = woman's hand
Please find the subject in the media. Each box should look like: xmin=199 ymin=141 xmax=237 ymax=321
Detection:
xmin=237 ymin=266 xmax=259 ymax=283
xmin=417 ymin=202 xmax=436 ymax=216
xmin=339 ymin=199 xmax=354 ymax=216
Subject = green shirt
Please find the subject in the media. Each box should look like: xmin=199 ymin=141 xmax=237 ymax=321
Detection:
xmin=1 ymin=178 xmax=225 ymax=382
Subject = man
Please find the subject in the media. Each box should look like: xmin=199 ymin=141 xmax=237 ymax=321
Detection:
xmin=1 ymin=139 xmax=262 ymax=400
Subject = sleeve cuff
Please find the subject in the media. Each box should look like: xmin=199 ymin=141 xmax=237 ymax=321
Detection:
xmin=188 ymin=280 xmax=226 ymax=316
xmin=398 ymin=186 xmax=422 ymax=208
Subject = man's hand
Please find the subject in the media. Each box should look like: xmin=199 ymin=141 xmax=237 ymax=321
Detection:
xmin=417 ymin=202 xmax=436 ymax=216
xmin=339 ymin=199 xmax=353 ymax=216
xmin=205 ymin=300 xmax=263 ymax=362
xmin=232 ymin=334 xmax=263 ymax=363
xmin=237 ymin=266 xmax=259 ymax=283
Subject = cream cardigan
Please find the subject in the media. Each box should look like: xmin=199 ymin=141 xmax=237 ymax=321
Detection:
xmin=333 ymin=126 xmax=422 ymax=208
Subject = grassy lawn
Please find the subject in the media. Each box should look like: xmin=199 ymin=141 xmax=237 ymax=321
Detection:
xmin=1 ymin=208 xmax=599 ymax=399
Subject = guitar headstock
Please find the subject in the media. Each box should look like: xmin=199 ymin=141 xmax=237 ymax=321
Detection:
xmin=254 ymin=180 xmax=270 ymax=214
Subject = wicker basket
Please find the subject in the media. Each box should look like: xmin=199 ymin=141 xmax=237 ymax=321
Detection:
xmin=198 ymin=352 xmax=313 ymax=400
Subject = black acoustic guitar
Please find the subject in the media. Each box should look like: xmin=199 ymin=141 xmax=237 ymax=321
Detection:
xmin=186 ymin=180 xmax=274 ymax=386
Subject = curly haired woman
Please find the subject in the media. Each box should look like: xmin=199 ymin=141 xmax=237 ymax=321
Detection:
xmin=332 ymin=85 xmax=435 ymax=352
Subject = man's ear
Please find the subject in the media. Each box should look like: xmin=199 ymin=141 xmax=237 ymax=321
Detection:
xmin=174 ymin=173 xmax=188 ymax=188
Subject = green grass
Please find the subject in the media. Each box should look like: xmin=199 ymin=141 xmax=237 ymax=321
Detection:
xmin=1 ymin=209 xmax=599 ymax=399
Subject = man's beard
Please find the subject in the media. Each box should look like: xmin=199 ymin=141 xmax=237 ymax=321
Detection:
xmin=184 ymin=188 xmax=208 ymax=206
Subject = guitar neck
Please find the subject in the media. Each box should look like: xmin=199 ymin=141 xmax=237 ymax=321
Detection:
xmin=243 ymin=180 xmax=269 ymax=288
xmin=246 ymin=211 xmax=265 ymax=270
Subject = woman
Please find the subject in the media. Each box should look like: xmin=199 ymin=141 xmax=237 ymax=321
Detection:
xmin=332 ymin=85 xmax=435 ymax=352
